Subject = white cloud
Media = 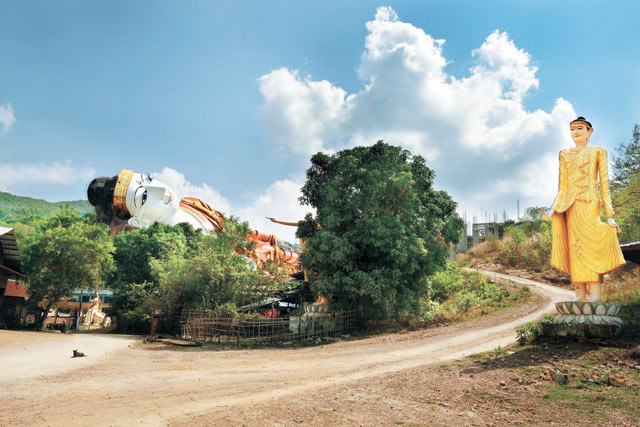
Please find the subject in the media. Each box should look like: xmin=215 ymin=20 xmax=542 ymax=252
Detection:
xmin=152 ymin=168 xmax=307 ymax=243
xmin=0 ymin=160 xmax=95 ymax=192
xmin=151 ymin=167 xmax=232 ymax=216
xmin=235 ymin=179 xmax=310 ymax=243
xmin=0 ymin=103 xmax=16 ymax=136
xmin=259 ymin=6 xmax=578 ymax=221
xmin=259 ymin=68 xmax=348 ymax=155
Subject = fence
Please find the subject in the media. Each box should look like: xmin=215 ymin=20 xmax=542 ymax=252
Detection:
xmin=180 ymin=308 xmax=358 ymax=345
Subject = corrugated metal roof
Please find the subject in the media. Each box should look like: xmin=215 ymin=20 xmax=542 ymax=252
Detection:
xmin=0 ymin=227 xmax=21 ymax=274
xmin=620 ymin=240 xmax=640 ymax=251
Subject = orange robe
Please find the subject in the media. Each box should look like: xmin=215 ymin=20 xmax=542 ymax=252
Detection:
xmin=550 ymin=146 xmax=625 ymax=283
xmin=180 ymin=199 xmax=300 ymax=274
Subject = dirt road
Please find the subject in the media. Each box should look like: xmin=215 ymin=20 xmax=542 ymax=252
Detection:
xmin=0 ymin=272 xmax=572 ymax=426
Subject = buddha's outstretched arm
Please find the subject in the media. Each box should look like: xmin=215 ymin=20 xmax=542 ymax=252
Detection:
xmin=266 ymin=217 xmax=299 ymax=227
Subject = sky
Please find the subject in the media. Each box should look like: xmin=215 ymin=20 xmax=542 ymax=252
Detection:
xmin=1 ymin=1 xmax=639 ymax=242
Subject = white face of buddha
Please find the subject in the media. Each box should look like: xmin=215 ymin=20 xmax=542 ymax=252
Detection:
xmin=124 ymin=172 xmax=180 ymax=226
xmin=570 ymin=122 xmax=592 ymax=146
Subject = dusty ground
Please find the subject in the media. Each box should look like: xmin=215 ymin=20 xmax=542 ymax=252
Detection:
xmin=3 ymin=274 xmax=637 ymax=426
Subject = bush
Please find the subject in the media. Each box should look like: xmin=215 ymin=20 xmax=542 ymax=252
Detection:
xmin=486 ymin=234 xmax=501 ymax=252
xmin=473 ymin=224 xmax=553 ymax=270
xmin=516 ymin=314 xmax=555 ymax=345
xmin=213 ymin=302 xmax=239 ymax=318
xmin=426 ymin=265 xmax=525 ymax=321
xmin=429 ymin=264 xmax=464 ymax=303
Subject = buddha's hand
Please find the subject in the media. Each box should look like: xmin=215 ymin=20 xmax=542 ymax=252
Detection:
xmin=128 ymin=217 xmax=141 ymax=228
xmin=607 ymin=217 xmax=621 ymax=232
xmin=538 ymin=209 xmax=553 ymax=222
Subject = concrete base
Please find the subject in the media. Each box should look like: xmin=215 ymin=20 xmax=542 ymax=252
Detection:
xmin=539 ymin=322 xmax=622 ymax=339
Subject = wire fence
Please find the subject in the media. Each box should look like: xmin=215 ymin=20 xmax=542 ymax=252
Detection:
xmin=180 ymin=308 xmax=358 ymax=345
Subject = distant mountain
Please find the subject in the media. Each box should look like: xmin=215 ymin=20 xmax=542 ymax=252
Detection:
xmin=0 ymin=191 xmax=93 ymax=223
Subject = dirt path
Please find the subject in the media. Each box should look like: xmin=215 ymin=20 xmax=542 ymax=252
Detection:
xmin=0 ymin=272 xmax=572 ymax=427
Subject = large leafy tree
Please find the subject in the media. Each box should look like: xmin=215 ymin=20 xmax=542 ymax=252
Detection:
xmin=107 ymin=222 xmax=191 ymax=289
xmin=612 ymin=123 xmax=640 ymax=242
xmin=110 ymin=217 xmax=287 ymax=332
xmin=612 ymin=123 xmax=640 ymax=191
xmin=297 ymin=141 xmax=464 ymax=318
xmin=151 ymin=218 xmax=283 ymax=315
xmin=105 ymin=222 xmax=192 ymax=331
xmin=20 ymin=208 xmax=114 ymax=328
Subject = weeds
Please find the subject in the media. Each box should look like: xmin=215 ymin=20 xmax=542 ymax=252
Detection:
xmin=427 ymin=265 xmax=531 ymax=322
xmin=516 ymin=314 xmax=555 ymax=345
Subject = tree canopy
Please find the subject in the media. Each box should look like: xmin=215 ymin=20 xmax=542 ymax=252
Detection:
xmin=297 ymin=141 xmax=464 ymax=318
xmin=612 ymin=123 xmax=640 ymax=242
xmin=106 ymin=217 xmax=288 ymax=332
xmin=20 ymin=208 xmax=114 ymax=327
xmin=612 ymin=123 xmax=640 ymax=191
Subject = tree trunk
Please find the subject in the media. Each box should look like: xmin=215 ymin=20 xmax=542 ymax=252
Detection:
xmin=37 ymin=301 xmax=53 ymax=330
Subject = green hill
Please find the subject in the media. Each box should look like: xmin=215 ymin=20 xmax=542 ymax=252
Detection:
xmin=0 ymin=191 xmax=93 ymax=223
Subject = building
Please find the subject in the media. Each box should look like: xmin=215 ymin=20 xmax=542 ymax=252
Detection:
xmin=620 ymin=240 xmax=640 ymax=265
xmin=0 ymin=227 xmax=26 ymax=327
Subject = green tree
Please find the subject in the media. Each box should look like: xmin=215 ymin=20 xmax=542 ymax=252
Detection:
xmin=612 ymin=123 xmax=640 ymax=242
xmin=297 ymin=141 xmax=464 ymax=319
xmin=20 ymin=208 xmax=114 ymax=328
xmin=613 ymin=173 xmax=640 ymax=242
xmin=151 ymin=217 xmax=285 ymax=317
xmin=520 ymin=206 xmax=547 ymax=235
xmin=108 ymin=222 xmax=191 ymax=289
xmin=106 ymin=222 xmax=192 ymax=331
xmin=612 ymin=123 xmax=640 ymax=191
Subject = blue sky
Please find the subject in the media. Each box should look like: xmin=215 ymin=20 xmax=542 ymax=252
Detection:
xmin=1 ymin=1 xmax=639 ymax=241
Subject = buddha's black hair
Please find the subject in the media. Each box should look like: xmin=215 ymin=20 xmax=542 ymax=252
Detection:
xmin=87 ymin=176 xmax=130 ymax=224
xmin=570 ymin=116 xmax=593 ymax=130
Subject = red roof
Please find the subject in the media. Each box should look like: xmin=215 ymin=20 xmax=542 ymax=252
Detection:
xmin=4 ymin=279 xmax=28 ymax=298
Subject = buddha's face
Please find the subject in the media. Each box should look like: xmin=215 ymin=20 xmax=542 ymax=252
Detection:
xmin=570 ymin=122 xmax=592 ymax=145
xmin=124 ymin=172 xmax=179 ymax=225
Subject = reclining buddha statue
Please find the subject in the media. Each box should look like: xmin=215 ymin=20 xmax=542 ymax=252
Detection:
xmin=87 ymin=169 xmax=300 ymax=274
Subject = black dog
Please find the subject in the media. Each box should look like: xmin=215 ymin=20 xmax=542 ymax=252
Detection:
xmin=72 ymin=349 xmax=86 ymax=358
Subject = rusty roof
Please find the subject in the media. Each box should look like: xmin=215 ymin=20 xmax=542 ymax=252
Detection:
xmin=4 ymin=279 xmax=27 ymax=298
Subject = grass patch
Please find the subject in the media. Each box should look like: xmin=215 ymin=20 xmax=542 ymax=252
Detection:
xmin=365 ymin=263 xmax=534 ymax=334
xmin=426 ymin=264 xmax=533 ymax=323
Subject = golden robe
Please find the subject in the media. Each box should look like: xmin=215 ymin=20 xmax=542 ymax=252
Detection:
xmin=550 ymin=146 xmax=625 ymax=283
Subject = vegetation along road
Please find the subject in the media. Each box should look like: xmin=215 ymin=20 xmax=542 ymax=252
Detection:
xmin=0 ymin=271 xmax=572 ymax=426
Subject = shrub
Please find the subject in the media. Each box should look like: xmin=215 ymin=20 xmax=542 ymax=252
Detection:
xmin=213 ymin=302 xmax=239 ymax=318
xmin=426 ymin=265 xmax=525 ymax=321
xmin=429 ymin=264 xmax=464 ymax=303
xmin=516 ymin=314 xmax=555 ymax=345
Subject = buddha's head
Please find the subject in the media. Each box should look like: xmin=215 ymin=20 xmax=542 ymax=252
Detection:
xmin=88 ymin=169 xmax=179 ymax=228
xmin=570 ymin=116 xmax=593 ymax=145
